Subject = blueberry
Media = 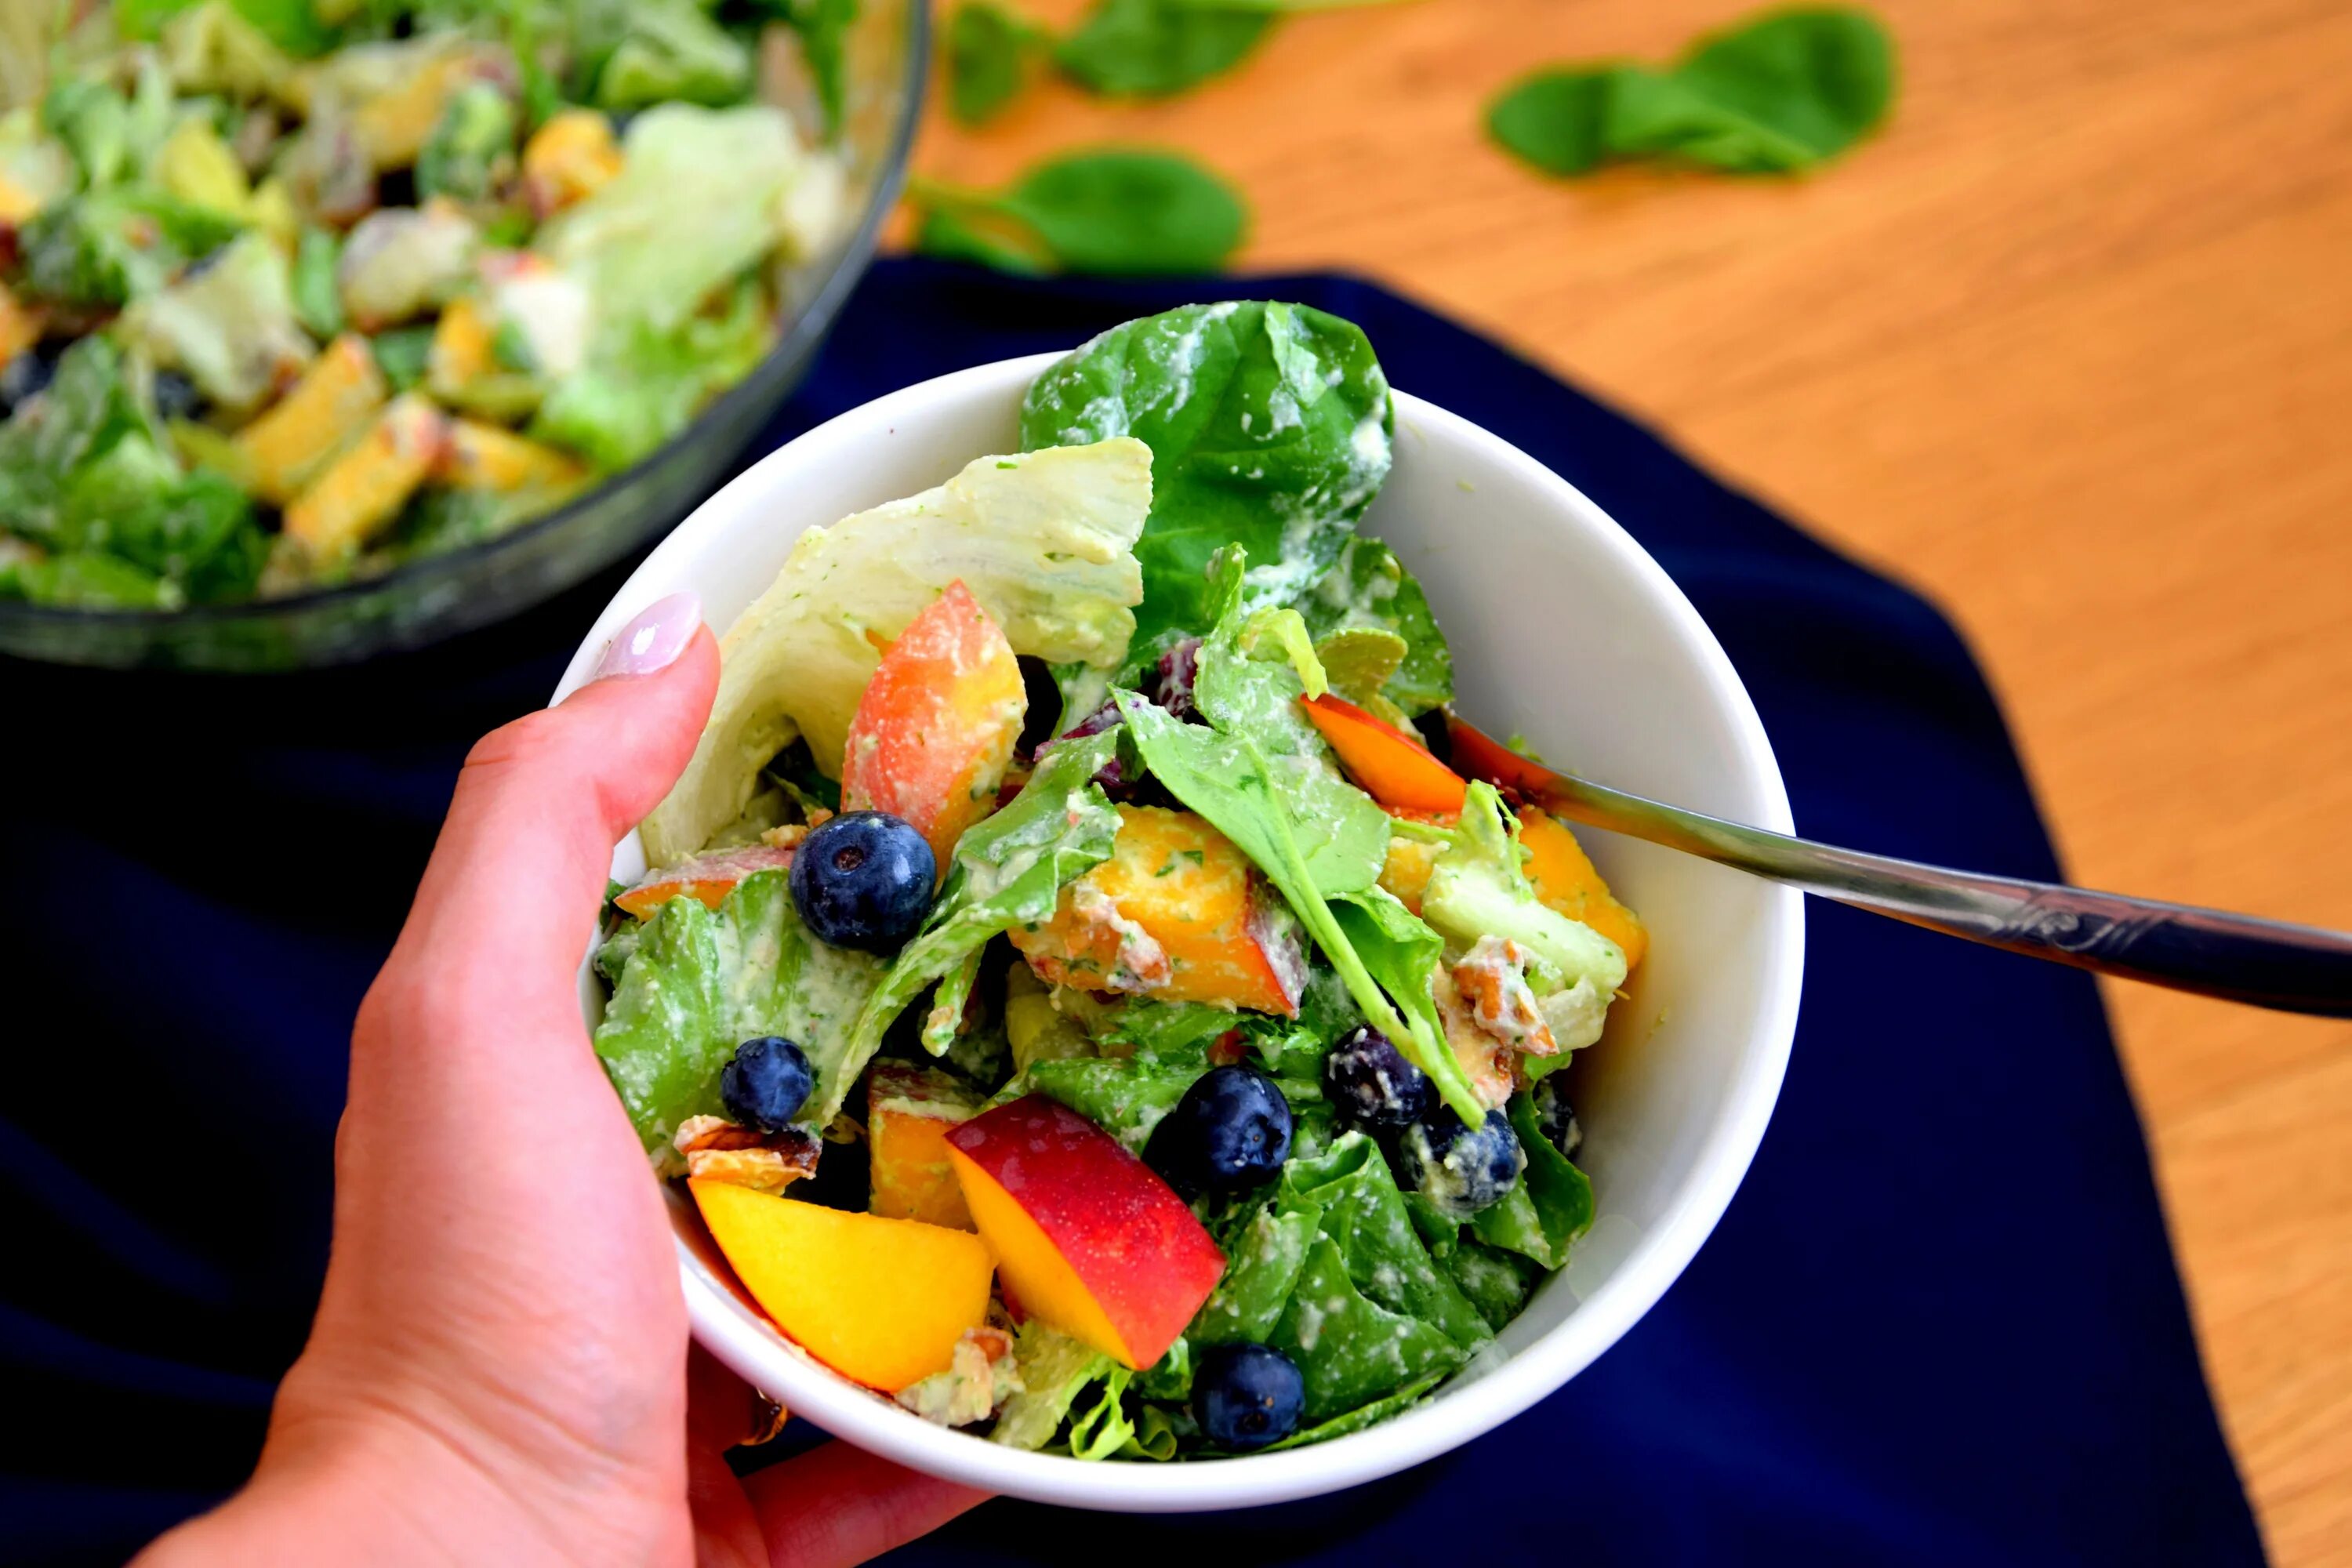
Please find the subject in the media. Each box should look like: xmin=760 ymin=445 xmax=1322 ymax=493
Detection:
xmin=151 ymin=368 xmax=204 ymax=421
xmin=789 ymin=811 xmax=935 ymax=952
xmin=1193 ymin=1343 xmax=1304 ymax=1452
xmin=1397 ymin=1106 xmax=1525 ymax=1218
xmin=1146 ymin=1065 xmax=1293 ymax=1197
xmin=1531 ymin=1076 xmax=1582 ymax=1161
xmin=721 ymin=1036 xmax=813 ymax=1131
xmin=1323 ymin=1024 xmax=1432 ymax=1132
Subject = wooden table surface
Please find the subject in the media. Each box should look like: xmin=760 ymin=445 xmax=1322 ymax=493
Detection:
xmin=906 ymin=0 xmax=2352 ymax=1558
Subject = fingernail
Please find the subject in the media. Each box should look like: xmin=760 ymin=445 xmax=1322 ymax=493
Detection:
xmin=596 ymin=591 xmax=702 ymax=679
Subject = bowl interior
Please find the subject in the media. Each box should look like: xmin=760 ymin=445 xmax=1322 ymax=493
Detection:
xmin=561 ymin=355 xmax=1803 ymax=1512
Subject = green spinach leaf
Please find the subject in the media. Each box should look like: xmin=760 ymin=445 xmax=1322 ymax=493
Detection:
xmin=1296 ymin=536 xmax=1452 ymax=715
xmin=1487 ymin=6 xmax=1893 ymax=178
xmin=1189 ymin=1200 xmax=1323 ymax=1345
xmin=1269 ymin=1233 xmax=1466 ymax=1421
xmin=1054 ymin=0 xmax=1271 ymax=97
xmin=1019 ymin=300 xmax=1392 ymax=655
xmin=1261 ymin=1368 xmax=1446 ymax=1450
xmin=948 ymin=1 xmax=1050 ymax=125
xmin=1281 ymin=1131 xmax=1490 ymax=1349
xmin=909 ymin=150 xmax=1247 ymax=278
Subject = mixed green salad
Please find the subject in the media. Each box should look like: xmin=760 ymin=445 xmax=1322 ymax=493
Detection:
xmin=0 ymin=0 xmax=851 ymax=611
xmin=591 ymin=302 xmax=1652 ymax=1458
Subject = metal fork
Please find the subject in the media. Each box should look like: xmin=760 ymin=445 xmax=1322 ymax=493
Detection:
xmin=1444 ymin=713 xmax=2352 ymax=1016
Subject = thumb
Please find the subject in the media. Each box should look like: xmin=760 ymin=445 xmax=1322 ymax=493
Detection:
xmin=389 ymin=592 xmax=720 ymax=1010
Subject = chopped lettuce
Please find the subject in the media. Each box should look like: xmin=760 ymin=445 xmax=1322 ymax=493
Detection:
xmin=991 ymin=1322 xmax=1120 ymax=1451
xmin=1191 ymin=546 xmax=1388 ymax=897
xmin=1296 ymin=535 xmax=1453 ymax=717
xmin=590 ymin=867 xmax=888 ymax=1160
xmin=1423 ymin=782 xmax=1628 ymax=1000
xmin=416 ymin=79 xmax=517 ymax=201
xmin=535 ymin=103 xmax=810 ymax=342
xmin=41 ymin=60 xmax=176 ymax=191
xmin=17 ymin=188 xmax=245 ymax=307
xmin=584 ymin=0 xmax=755 ymax=111
xmin=638 ymin=437 xmax=1151 ymax=864
xmin=120 ymin=231 xmax=315 ymax=412
xmin=825 ymin=730 xmax=1124 ymax=1125
xmin=1115 ymin=693 xmax=1486 ymax=1124
xmin=1018 ymin=300 xmax=1394 ymax=662
xmin=1269 ymin=1234 xmax=1465 ymax=1424
xmin=527 ymin=274 xmax=768 ymax=469
xmin=1467 ymin=1091 xmax=1595 ymax=1269
xmin=0 ymin=548 xmax=179 ymax=608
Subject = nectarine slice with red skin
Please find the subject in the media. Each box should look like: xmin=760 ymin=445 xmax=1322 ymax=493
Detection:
xmin=614 ymin=842 xmax=799 ymax=919
xmin=840 ymin=581 xmax=1025 ymax=870
xmin=1009 ymin=804 xmax=1305 ymax=1016
xmin=690 ymin=1180 xmax=995 ymax=1391
xmin=1301 ymin=694 xmax=1469 ymax=816
xmin=946 ymin=1096 xmax=1224 ymax=1370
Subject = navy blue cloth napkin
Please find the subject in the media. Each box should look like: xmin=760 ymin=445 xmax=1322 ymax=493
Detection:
xmin=0 ymin=260 xmax=2263 ymax=1566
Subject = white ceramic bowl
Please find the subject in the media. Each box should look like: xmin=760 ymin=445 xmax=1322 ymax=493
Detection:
xmin=560 ymin=352 xmax=1805 ymax=1512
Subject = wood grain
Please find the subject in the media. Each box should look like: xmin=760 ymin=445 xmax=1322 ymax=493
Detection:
xmin=906 ymin=0 xmax=2352 ymax=1558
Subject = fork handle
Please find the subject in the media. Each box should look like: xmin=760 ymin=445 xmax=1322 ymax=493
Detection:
xmin=1446 ymin=718 xmax=2352 ymax=1017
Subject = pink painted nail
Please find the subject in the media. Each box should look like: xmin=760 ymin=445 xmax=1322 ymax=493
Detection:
xmin=596 ymin=591 xmax=702 ymax=678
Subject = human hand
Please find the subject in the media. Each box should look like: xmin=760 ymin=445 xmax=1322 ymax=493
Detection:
xmin=139 ymin=593 xmax=987 ymax=1567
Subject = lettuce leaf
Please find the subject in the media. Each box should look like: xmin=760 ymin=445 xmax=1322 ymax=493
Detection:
xmin=826 ymin=731 xmax=1124 ymax=1124
xmin=1018 ymin=300 xmax=1392 ymax=660
xmin=992 ymin=1322 xmax=1120 ymax=1451
xmin=1295 ymin=536 xmax=1452 ymax=717
xmin=1268 ymin=1233 xmax=1466 ymax=1423
xmin=1423 ymin=781 xmax=1628 ymax=996
xmin=1279 ymin=1131 xmax=1490 ymax=1350
xmin=639 ymin=437 xmax=1150 ymax=863
xmin=591 ymin=868 xmax=888 ymax=1159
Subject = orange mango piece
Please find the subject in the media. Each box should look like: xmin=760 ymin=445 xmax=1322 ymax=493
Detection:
xmin=1301 ymin=694 xmax=1468 ymax=816
xmin=946 ymin=1097 xmax=1223 ymax=1369
xmin=840 ymin=580 xmax=1026 ymax=871
xmin=1520 ymin=808 xmax=1648 ymax=973
xmin=613 ymin=842 xmax=799 ymax=920
xmin=1009 ymin=805 xmax=1305 ymax=1016
xmin=691 ymin=1180 xmax=994 ymax=1392
xmin=867 ymin=1062 xmax=981 ymax=1230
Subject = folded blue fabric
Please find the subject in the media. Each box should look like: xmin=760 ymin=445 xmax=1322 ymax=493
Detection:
xmin=0 ymin=261 xmax=2263 ymax=1566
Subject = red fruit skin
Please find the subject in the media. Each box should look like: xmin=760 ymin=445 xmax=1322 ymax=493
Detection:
xmin=946 ymin=1096 xmax=1225 ymax=1369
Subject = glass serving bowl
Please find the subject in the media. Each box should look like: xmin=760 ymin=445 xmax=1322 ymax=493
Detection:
xmin=0 ymin=0 xmax=928 ymax=673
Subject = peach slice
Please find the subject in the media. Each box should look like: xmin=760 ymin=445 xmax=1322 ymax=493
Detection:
xmin=867 ymin=1062 xmax=981 ymax=1230
xmin=612 ymin=842 xmax=799 ymax=920
xmin=1008 ymin=805 xmax=1305 ymax=1016
xmin=1301 ymin=694 xmax=1468 ymax=816
xmin=691 ymin=1180 xmax=994 ymax=1392
xmin=840 ymin=581 xmax=1026 ymax=869
xmin=946 ymin=1097 xmax=1224 ymax=1370
xmin=1519 ymin=808 xmax=1649 ymax=972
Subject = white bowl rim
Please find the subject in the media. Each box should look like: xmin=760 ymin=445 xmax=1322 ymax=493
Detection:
xmin=556 ymin=352 xmax=1806 ymax=1513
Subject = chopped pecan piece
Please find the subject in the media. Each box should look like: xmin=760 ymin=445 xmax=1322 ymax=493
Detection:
xmin=674 ymin=1115 xmax=822 ymax=1193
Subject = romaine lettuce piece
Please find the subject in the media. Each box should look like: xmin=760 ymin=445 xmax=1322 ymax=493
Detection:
xmin=1267 ymin=1234 xmax=1465 ymax=1424
xmin=992 ymin=1322 xmax=1122 ymax=1452
xmin=823 ymin=730 xmax=1124 ymax=1126
xmin=41 ymin=60 xmax=176 ymax=191
xmin=527 ymin=274 xmax=768 ymax=469
xmin=587 ymin=0 xmax=755 ymax=111
xmin=416 ymin=81 xmax=518 ymax=201
xmin=16 ymin=189 xmax=245 ymax=307
xmin=1018 ymin=299 xmax=1393 ymax=661
xmin=1422 ymin=781 xmax=1628 ymax=998
xmin=640 ymin=437 xmax=1151 ymax=863
xmin=591 ymin=868 xmax=888 ymax=1161
xmin=535 ymin=103 xmax=813 ymax=341
xmin=121 ymin=230 xmax=314 ymax=412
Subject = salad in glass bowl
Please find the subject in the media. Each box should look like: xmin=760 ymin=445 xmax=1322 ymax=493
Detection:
xmin=590 ymin=302 xmax=1651 ymax=1459
xmin=0 ymin=0 xmax=855 ymax=617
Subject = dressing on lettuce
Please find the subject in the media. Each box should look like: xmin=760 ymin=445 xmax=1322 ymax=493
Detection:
xmin=640 ymin=437 xmax=1153 ymax=865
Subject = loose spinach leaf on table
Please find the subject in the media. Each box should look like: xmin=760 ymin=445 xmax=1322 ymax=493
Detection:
xmin=909 ymin=151 xmax=1247 ymax=277
xmin=1019 ymin=301 xmax=1392 ymax=657
xmin=948 ymin=0 xmax=1051 ymax=125
xmin=1055 ymin=0 xmax=1272 ymax=97
xmin=1487 ymin=5 xmax=1894 ymax=178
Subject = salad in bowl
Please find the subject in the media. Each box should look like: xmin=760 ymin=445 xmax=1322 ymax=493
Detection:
xmin=589 ymin=303 xmax=1651 ymax=1460
xmin=0 ymin=0 xmax=850 ymax=613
